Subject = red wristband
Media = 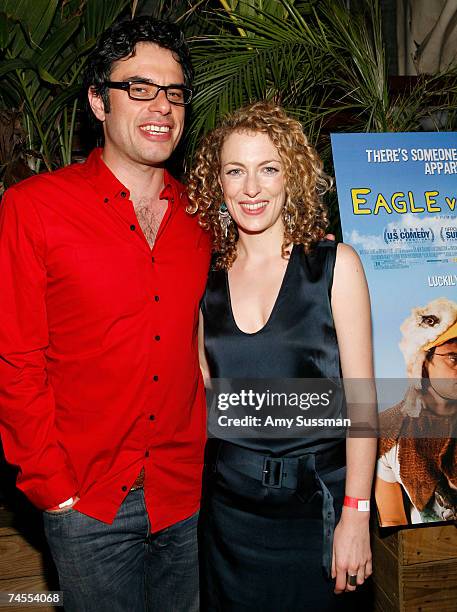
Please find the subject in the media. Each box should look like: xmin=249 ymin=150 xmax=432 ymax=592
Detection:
xmin=343 ymin=495 xmax=370 ymax=512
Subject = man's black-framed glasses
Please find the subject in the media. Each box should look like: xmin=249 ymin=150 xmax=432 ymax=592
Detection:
xmin=104 ymin=80 xmax=193 ymax=106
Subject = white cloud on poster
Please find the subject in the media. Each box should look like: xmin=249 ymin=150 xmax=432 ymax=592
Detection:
xmin=345 ymin=213 xmax=455 ymax=251
xmin=346 ymin=229 xmax=384 ymax=250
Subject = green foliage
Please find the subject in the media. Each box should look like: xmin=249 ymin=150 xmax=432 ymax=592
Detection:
xmin=188 ymin=0 xmax=457 ymax=144
xmin=188 ymin=1 xmax=326 ymax=156
xmin=0 ymin=0 xmax=129 ymax=171
xmin=2 ymin=0 xmax=455 ymax=199
xmin=184 ymin=0 xmax=457 ymax=230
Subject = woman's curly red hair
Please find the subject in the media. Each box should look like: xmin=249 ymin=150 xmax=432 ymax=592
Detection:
xmin=187 ymin=101 xmax=332 ymax=269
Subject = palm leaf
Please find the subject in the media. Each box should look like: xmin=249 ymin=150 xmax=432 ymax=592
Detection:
xmin=187 ymin=3 xmax=334 ymax=155
xmin=81 ymin=0 xmax=130 ymax=41
xmin=2 ymin=0 xmax=59 ymax=58
xmin=0 ymin=58 xmax=36 ymax=77
xmin=34 ymin=15 xmax=81 ymax=75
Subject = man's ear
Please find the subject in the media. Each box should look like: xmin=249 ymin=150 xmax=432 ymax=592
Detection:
xmin=88 ymin=86 xmax=106 ymax=122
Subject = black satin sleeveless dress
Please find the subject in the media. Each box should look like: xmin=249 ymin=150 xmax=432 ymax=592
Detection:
xmin=199 ymin=242 xmax=349 ymax=611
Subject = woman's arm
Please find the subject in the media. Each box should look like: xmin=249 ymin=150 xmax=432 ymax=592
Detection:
xmin=198 ymin=309 xmax=211 ymax=386
xmin=331 ymin=243 xmax=377 ymax=594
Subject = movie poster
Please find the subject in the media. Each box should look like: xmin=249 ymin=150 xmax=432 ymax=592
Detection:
xmin=331 ymin=133 xmax=457 ymax=527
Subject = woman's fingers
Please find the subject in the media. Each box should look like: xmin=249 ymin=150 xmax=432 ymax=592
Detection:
xmin=345 ymin=567 xmax=359 ymax=592
xmin=356 ymin=565 xmax=366 ymax=586
xmin=334 ymin=564 xmax=348 ymax=593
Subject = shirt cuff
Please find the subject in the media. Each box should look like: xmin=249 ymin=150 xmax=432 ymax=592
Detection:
xmin=19 ymin=470 xmax=79 ymax=510
xmin=46 ymin=496 xmax=78 ymax=511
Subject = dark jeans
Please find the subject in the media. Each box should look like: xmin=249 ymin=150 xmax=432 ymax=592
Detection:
xmin=43 ymin=489 xmax=199 ymax=612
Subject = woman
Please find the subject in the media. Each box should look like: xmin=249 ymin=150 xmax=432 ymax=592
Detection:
xmin=376 ymin=298 xmax=457 ymax=526
xmin=188 ymin=102 xmax=377 ymax=610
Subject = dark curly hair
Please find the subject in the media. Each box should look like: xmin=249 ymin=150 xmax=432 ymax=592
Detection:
xmin=83 ymin=16 xmax=193 ymax=113
xmin=188 ymin=101 xmax=332 ymax=270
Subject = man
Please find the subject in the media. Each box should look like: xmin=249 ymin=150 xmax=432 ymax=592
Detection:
xmin=0 ymin=17 xmax=210 ymax=612
xmin=376 ymin=298 xmax=457 ymax=526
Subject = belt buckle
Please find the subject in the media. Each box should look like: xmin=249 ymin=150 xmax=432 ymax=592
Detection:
xmin=262 ymin=457 xmax=283 ymax=488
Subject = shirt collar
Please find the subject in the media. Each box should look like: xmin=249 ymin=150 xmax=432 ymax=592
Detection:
xmin=83 ymin=147 xmax=185 ymax=207
xmin=160 ymin=170 xmax=173 ymax=201
xmin=83 ymin=148 xmax=128 ymax=201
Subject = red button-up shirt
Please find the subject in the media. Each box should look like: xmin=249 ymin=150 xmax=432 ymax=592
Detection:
xmin=0 ymin=148 xmax=210 ymax=530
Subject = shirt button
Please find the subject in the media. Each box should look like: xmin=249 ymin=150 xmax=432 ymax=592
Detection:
xmin=130 ymin=224 xmax=136 ymax=231
xmin=145 ymin=451 xmax=150 ymax=458
xmin=154 ymin=335 xmax=160 ymax=341
xmin=149 ymin=414 xmax=155 ymax=421
xmin=153 ymin=375 xmax=159 ymax=382
xmin=154 ymin=295 xmax=159 ymax=302
xmin=151 ymin=256 xmax=155 ymax=263
xmin=103 ymin=197 xmax=109 ymax=203
xmin=121 ymin=191 xmax=127 ymax=198
xmin=121 ymin=485 xmax=128 ymax=492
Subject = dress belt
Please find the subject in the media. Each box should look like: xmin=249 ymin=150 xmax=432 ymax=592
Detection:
xmin=215 ymin=442 xmax=346 ymax=577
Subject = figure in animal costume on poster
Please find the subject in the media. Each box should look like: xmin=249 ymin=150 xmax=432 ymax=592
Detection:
xmin=376 ymin=297 xmax=457 ymax=526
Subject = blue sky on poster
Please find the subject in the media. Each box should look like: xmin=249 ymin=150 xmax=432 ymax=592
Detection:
xmin=331 ymin=132 xmax=457 ymax=383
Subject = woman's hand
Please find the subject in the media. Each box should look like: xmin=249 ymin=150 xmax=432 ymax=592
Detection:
xmin=331 ymin=510 xmax=372 ymax=594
